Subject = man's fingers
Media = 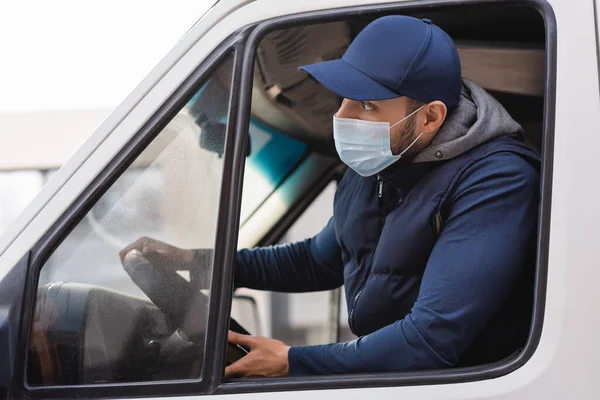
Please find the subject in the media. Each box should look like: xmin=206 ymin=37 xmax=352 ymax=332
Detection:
xmin=225 ymin=332 xmax=255 ymax=378
xmin=142 ymin=245 xmax=178 ymax=269
xmin=119 ymin=242 xmax=139 ymax=264
xmin=225 ymin=354 xmax=258 ymax=378
xmin=228 ymin=331 xmax=255 ymax=348
xmin=224 ymin=359 xmax=245 ymax=378
xmin=119 ymin=237 xmax=192 ymax=270
xmin=119 ymin=237 xmax=149 ymax=265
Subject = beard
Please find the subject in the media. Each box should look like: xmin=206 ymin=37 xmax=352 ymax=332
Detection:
xmin=390 ymin=113 xmax=419 ymax=157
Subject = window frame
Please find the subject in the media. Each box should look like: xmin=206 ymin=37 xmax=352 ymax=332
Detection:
xmin=12 ymin=0 xmax=557 ymax=396
xmin=214 ymin=0 xmax=557 ymax=394
xmin=12 ymin=31 xmax=250 ymax=399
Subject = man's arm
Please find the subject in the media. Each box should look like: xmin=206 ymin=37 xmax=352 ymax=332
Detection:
xmin=234 ymin=217 xmax=345 ymax=292
xmin=120 ymin=218 xmax=344 ymax=293
xmin=287 ymin=153 xmax=539 ymax=375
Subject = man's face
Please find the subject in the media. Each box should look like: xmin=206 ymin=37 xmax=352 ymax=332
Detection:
xmin=336 ymin=97 xmax=425 ymax=158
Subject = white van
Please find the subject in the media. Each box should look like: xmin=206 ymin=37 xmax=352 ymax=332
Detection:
xmin=0 ymin=0 xmax=592 ymax=398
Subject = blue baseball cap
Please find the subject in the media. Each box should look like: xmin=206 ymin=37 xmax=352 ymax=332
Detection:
xmin=299 ymin=15 xmax=462 ymax=106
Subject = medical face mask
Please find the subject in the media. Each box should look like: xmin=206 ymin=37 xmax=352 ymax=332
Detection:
xmin=333 ymin=105 xmax=426 ymax=177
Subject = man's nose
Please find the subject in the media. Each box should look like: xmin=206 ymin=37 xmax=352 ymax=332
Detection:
xmin=336 ymin=99 xmax=355 ymax=119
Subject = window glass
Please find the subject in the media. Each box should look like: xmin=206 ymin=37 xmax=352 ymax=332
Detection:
xmin=28 ymin=53 xmax=234 ymax=386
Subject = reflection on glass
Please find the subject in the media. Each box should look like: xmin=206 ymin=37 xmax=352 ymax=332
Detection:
xmin=29 ymin=53 xmax=234 ymax=386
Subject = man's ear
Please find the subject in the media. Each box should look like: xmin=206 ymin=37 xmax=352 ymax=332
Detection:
xmin=421 ymin=101 xmax=447 ymax=135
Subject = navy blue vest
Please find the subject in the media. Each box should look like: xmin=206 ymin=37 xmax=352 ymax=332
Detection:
xmin=334 ymin=135 xmax=540 ymax=365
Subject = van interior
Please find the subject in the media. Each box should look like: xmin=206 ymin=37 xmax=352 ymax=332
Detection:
xmin=251 ymin=5 xmax=545 ymax=156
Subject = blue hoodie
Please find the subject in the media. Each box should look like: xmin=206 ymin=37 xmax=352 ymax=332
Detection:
xmin=234 ymin=80 xmax=540 ymax=375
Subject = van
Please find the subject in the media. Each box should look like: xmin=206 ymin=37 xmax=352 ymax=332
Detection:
xmin=1 ymin=0 xmax=591 ymax=398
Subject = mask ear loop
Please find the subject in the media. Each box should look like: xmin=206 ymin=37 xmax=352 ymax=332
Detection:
xmin=392 ymin=104 xmax=426 ymax=157
xmin=399 ymin=131 xmax=425 ymax=157
xmin=390 ymin=104 xmax=426 ymax=128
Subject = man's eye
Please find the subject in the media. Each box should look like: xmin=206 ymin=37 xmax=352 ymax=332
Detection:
xmin=360 ymin=102 xmax=374 ymax=111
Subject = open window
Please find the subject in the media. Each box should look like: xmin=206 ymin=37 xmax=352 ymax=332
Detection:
xmin=218 ymin=0 xmax=554 ymax=395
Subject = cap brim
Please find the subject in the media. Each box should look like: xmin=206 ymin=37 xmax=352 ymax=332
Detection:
xmin=299 ymin=58 xmax=400 ymax=101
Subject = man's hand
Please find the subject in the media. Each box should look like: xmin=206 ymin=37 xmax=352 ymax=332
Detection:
xmin=119 ymin=237 xmax=194 ymax=270
xmin=225 ymin=331 xmax=290 ymax=378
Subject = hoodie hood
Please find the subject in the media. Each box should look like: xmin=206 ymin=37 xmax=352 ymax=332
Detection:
xmin=412 ymin=79 xmax=523 ymax=163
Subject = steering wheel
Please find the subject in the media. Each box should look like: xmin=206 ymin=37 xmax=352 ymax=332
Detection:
xmin=122 ymin=249 xmax=249 ymax=368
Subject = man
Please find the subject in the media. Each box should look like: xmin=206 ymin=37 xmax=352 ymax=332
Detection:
xmin=121 ymin=15 xmax=539 ymax=377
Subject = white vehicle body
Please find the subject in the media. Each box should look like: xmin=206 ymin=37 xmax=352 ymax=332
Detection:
xmin=0 ymin=0 xmax=598 ymax=399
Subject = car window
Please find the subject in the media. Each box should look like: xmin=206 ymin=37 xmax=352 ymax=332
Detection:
xmin=218 ymin=0 xmax=553 ymax=392
xmin=28 ymin=53 xmax=235 ymax=386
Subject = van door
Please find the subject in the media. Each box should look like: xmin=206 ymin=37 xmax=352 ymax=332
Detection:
xmin=0 ymin=0 xmax=574 ymax=398
xmin=0 ymin=14 xmax=250 ymax=396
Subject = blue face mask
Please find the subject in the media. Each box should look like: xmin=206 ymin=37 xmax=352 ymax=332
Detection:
xmin=333 ymin=105 xmax=425 ymax=177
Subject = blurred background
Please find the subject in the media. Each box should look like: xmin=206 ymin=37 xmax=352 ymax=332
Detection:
xmin=0 ymin=0 xmax=216 ymax=235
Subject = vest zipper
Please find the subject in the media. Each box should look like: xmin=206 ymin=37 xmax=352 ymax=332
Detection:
xmin=349 ymin=174 xmax=385 ymax=335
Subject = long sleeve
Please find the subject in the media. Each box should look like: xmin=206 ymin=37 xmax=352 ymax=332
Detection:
xmin=234 ymin=217 xmax=345 ymax=292
xmin=288 ymin=152 xmax=539 ymax=375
